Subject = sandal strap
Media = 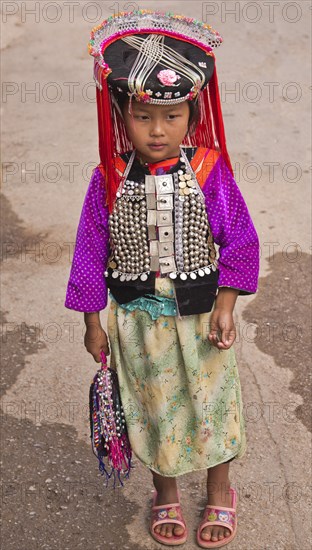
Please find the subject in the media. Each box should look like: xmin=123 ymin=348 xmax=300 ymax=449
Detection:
xmin=199 ymin=505 xmax=236 ymax=535
xmin=151 ymin=503 xmax=185 ymax=529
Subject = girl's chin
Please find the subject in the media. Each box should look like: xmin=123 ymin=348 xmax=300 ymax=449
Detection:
xmin=137 ymin=147 xmax=180 ymax=164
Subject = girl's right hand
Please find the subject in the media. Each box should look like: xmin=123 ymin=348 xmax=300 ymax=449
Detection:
xmin=84 ymin=324 xmax=110 ymax=362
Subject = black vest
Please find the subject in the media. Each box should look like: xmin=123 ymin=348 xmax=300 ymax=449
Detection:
xmin=105 ymin=147 xmax=219 ymax=317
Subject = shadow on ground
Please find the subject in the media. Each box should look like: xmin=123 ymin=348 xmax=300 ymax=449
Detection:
xmin=242 ymin=251 xmax=311 ymax=431
xmin=1 ymin=195 xmax=145 ymax=550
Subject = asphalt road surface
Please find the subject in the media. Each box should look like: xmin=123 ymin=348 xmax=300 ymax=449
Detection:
xmin=1 ymin=2 xmax=311 ymax=549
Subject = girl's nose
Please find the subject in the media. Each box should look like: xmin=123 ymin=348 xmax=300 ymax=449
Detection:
xmin=150 ymin=120 xmax=165 ymax=136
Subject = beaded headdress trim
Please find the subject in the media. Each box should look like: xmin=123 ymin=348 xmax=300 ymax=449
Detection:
xmin=89 ymin=9 xmax=223 ymax=66
xmin=89 ymin=10 xmax=222 ymax=104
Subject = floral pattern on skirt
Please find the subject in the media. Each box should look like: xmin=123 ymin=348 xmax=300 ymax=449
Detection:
xmin=107 ymin=277 xmax=247 ymax=477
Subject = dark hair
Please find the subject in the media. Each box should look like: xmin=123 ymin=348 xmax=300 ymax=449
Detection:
xmin=114 ymin=95 xmax=199 ymax=136
xmin=187 ymin=101 xmax=200 ymax=136
xmin=114 ymin=94 xmax=128 ymax=114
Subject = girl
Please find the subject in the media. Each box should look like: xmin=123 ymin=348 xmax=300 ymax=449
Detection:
xmin=65 ymin=10 xmax=259 ymax=548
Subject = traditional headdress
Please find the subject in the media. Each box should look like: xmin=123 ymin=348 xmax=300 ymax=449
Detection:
xmin=88 ymin=9 xmax=233 ymax=213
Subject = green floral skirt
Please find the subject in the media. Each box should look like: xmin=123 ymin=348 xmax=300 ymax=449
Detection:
xmin=107 ymin=277 xmax=247 ymax=477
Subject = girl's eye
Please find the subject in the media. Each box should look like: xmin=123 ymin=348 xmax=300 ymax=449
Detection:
xmin=167 ymin=115 xmax=179 ymax=120
xmin=135 ymin=115 xmax=149 ymax=120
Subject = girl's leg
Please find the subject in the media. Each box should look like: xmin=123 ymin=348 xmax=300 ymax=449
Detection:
xmin=151 ymin=470 xmax=185 ymax=538
xmin=201 ymin=458 xmax=234 ymax=543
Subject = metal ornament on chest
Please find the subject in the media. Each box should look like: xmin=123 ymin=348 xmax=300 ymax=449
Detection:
xmin=105 ymin=147 xmax=218 ymax=282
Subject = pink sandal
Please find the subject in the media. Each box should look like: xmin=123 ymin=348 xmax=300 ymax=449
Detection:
xmin=196 ymin=487 xmax=237 ymax=548
xmin=150 ymin=489 xmax=188 ymax=546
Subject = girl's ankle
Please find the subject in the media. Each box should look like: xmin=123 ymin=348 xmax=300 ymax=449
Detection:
xmin=207 ymin=479 xmax=231 ymax=495
xmin=152 ymin=476 xmax=177 ymax=494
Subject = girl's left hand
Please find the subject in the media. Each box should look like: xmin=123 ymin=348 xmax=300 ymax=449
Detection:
xmin=208 ymin=308 xmax=236 ymax=350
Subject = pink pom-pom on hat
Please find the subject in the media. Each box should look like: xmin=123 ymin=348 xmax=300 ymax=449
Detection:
xmin=157 ymin=69 xmax=181 ymax=86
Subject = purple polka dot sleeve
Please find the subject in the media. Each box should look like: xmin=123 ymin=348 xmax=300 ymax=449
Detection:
xmin=64 ymin=167 xmax=111 ymax=312
xmin=203 ymin=154 xmax=260 ymax=295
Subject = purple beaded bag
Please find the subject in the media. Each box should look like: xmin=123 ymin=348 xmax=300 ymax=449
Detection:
xmin=89 ymin=350 xmax=133 ymax=487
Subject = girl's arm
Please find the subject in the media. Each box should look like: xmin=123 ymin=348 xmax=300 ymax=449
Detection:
xmin=214 ymin=287 xmax=240 ymax=312
xmin=65 ymin=167 xmax=111 ymax=360
xmin=208 ymin=287 xmax=240 ymax=349
xmin=64 ymin=166 xmax=111 ymax=313
xmin=203 ymin=152 xmax=260 ymax=296
xmin=202 ymin=152 xmax=260 ymax=348
xmin=84 ymin=311 xmax=110 ymax=361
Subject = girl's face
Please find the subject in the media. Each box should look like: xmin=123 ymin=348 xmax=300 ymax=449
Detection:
xmin=122 ymin=100 xmax=190 ymax=163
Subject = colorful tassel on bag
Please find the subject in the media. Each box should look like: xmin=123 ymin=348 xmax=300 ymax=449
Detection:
xmin=89 ymin=350 xmax=133 ymax=488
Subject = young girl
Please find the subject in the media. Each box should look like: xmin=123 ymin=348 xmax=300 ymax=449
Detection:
xmin=65 ymin=10 xmax=259 ymax=548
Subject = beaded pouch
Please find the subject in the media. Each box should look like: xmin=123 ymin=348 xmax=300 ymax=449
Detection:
xmin=89 ymin=350 xmax=133 ymax=487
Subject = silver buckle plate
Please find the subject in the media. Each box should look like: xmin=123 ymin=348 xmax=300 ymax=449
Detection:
xmin=158 ymin=242 xmax=174 ymax=257
xmin=145 ymin=175 xmax=156 ymax=193
xmin=147 ymin=209 xmax=157 ymax=225
xmin=150 ymin=256 xmax=160 ymax=271
xmin=149 ymin=240 xmax=159 ymax=255
xmin=159 ymin=256 xmax=177 ymax=273
xmin=155 ymin=175 xmax=174 ymax=194
xmin=156 ymin=211 xmax=173 ymax=226
xmin=156 ymin=195 xmax=173 ymax=210
xmin=158 ymin=226 xmax=174 ymax=242
xmin=146 ymin=194 xmax=156 ymax=209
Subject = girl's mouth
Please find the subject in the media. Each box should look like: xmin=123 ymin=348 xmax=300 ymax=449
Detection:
xmin=148 ymin=144 xmax=166 ymax=150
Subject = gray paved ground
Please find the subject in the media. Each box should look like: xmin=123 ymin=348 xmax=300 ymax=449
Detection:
xmin=1 ymin=1 xmax=311 ymax=549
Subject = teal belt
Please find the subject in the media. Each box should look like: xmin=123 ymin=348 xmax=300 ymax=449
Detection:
xmin=109 ymin=292 xmax=177 ymax=320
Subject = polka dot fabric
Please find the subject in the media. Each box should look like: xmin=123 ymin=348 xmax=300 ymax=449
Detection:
xmin=64 ymin=167 xmax=111 ymax=312
xmin=203 ymin=154 xmax=260 ymax=295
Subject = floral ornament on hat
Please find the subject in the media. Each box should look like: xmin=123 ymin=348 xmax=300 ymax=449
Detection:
xmin=186 ymin=79 xmax=202 ymax=100
xmin=157 ymin=69 xmax=181 ymax=86
xmin=129 ymin=89 xmax=153 ymax=103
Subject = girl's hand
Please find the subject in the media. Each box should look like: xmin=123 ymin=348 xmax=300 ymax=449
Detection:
xmin=84 ymin=323 xmax=110 ymax=362
xmin=208 ymin=308 xmax=236 ymax=350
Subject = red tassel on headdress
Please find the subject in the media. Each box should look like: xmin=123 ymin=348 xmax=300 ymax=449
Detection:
xmin=96 ymin=77 xmax=119 ymax=214
xmin=183 ymin=60 xmax=234 ymax=176
xmin=96 ymin=68 xmax=133 ymax=214
xmin=208 ymin=64 xmax=234 ymax=175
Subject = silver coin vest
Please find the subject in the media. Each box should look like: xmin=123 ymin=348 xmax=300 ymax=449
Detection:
xmin=105 ymin=147 xmax=218 ymax=282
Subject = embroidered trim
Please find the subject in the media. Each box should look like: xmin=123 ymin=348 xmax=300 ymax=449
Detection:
xmin=173 ymin=172 xmax=185 ymax=272
xmin=109 ymin=293 xmax=177 ymax=320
